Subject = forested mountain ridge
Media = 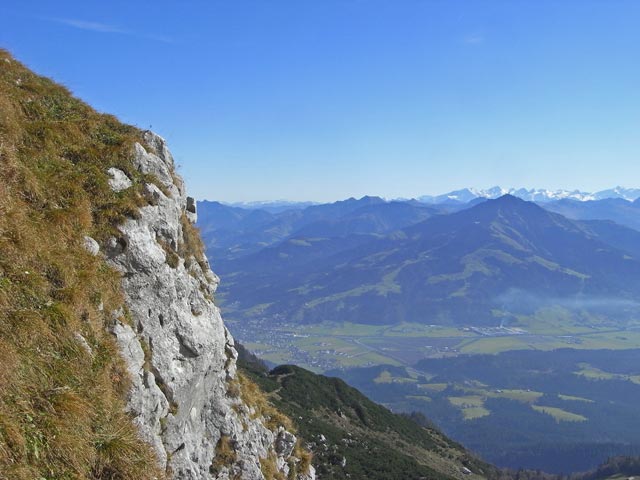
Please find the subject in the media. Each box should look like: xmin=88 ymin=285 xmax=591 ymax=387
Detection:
xmin=208 ymin=195 xmax=640 ymax=327
xmin=236 ymin=344 xmax=497 ymax=480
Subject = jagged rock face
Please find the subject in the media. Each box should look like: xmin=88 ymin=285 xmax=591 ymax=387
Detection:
xmin=105 ymin=131 xmax=314 ymax=480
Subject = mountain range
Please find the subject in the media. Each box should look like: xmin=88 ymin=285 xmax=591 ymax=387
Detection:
xmin=211 ymin=186 xmax=640 ymax=211
xmin=417 ymin=186 xmax=640 ymax=204
xmin=200 ymin=195 xmax=640 ymax=327
xmin=198 ymin=196 xmax=440 ymax=260
xmin=543 ymin=197 xmax=640 ymax=232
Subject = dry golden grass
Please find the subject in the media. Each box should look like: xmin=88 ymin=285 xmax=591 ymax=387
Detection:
xmin=158 ymin=238 xmax=180 ymax=269
xmin=0 ymin=49 xmax=161 ymax=478
xmin=287 ymin=441 xmax=313 ymax=479
xmin=259 ymin=452 xmax=286 ymax=480
xmin=210 ymin=434 xmax=237 ymax=475
xmin=238 ymin=374 xmax=294 ymax=432
xmin=179 ymin=213 xmax=208 ymax=272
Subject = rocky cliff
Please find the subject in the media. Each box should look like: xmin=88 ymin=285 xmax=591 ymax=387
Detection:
xmin=104 ymin=131 xmax=314 ymax=479
xmin=0 ymin=50 xmax=312 ymax=480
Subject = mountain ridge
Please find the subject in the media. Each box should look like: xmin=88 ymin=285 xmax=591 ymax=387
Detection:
xmin=214 ymin=195 xmax=640 ymax=327
xmin=208 ymin=186 xmax=640 ymax=210
xmin=418 ymin=186 xmax=640 ymax=204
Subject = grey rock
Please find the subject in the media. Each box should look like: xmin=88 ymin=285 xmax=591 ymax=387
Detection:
xmin=73 ymin=332 xmax=93 ymax=356
xmin=132 ymin=131 xmax=181 ymax=198
xmin=186 ymin=196 xmax=197 ymax=223
xmin=107 ymin=131 xmax=314 ymax=480
xmin=107 ymin=167 xmax=133 ymax=192
xmin=275 ymin=427 xmax=296 ymax=457
xmin=186 ymin=196 xmax=196 ymax=214
xmin=83 ymin=236 xmax=100 ymax=256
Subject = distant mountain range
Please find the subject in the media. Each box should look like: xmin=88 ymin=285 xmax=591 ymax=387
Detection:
xmin=198 ymin=196 xmax=439 ymax=260
xmin=213 ymin=187 xmax=640 ymax=211
xmin=198 ymin=195 xmax=640 ymax=327
xmin=225 ymin=200 xmax=319 ymax=213
xmin=543 ymin=197 xmax=640 ymax=232
xmin=417 ymin=186 xmax=640 ymax=204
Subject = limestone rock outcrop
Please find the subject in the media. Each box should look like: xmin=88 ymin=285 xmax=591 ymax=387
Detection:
xmin=105 ymin=131 xmax=314 ymax=480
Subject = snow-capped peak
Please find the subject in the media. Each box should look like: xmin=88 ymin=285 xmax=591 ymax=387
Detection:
xmin=417 ymin=187 xmax=640 ymax=204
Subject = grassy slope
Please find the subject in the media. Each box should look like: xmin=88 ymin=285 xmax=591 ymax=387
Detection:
xmin=237 ymin=346 xmax=495 ymax=480
xmin=0 ymin=49 xmax=308 ymax=480
xmin=0 ymin=50 xmax=162 ymax=479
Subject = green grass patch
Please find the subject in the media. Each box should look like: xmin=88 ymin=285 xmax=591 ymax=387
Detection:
xmin=574 ymin=364 xmax=640 ymax=385
xmin=458 ymin=336 xmax=538 ymax=354
xmin=448 ymin=394 xmax=493 ymax=420
xmin=531 ymin=405 xmax=587 ymax=423
xmin=303 ymin=322 xmax=386 ymax=336
xmin=494 ymin=389 xmax=543 ymax=403
xmin=558 ymin=394 xmax=594 ymax=403
xmin=418 ymin=383 xmax=448 ymax=392
xmin=383 ymin=323 xmax=474 ymax=338
xmin=337 ymin=351 xmax=403 ymax=368
xmin=461 ymin=407 xmax=491 ymax=420
xmin=373 ymin=370 xmax=417 ymax=384
xmin=374 ymin=370 xmax=393 ymax=384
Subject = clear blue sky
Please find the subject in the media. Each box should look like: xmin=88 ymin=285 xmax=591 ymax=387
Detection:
xmin=2 ymin=1 xmax=639 ymax=202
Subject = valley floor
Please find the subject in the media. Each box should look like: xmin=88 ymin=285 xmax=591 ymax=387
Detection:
xmin=225 ymin=313 xmax=640 ymax=473
xmin=225 ymin=315 xmax=640 ymax=372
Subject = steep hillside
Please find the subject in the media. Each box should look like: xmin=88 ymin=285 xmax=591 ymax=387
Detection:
xmin=217 ymin=195 xmax=640 ymax=326
xmin=0 ymin=48 xmax=161 ymax=479
xmin=0 ymin=50 xmax=313 ymax=480
xmin=237 ymin=346 xmax=496 ymax=480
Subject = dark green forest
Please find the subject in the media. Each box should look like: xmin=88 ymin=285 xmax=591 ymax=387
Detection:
xmin=330 ymin=349 xmax=640 ymax=472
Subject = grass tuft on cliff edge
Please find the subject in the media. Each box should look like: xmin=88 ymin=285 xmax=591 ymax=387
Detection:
xmin=0 ymin=49 xmax=162 ymax=479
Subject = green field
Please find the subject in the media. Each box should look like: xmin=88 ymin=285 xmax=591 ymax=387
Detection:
xmin=558 ymin=394 xmax=594 ymax=403
xmin=448 ymin=396 xmax=491 ymax=420
xmin=374 ymin=370 xmax=418 ymax=384
xmin=437 ymin=386 xmax=546 ymax=421
xmin=461 ymin=407 xmax=491 ymax=420
xmin=575 ymin=364 xmax=640 ymax=384
xmin=228 ymin=310 xmax=640 ymax=372
xmin=458 ymin=330 xmax=640 ymax=355
xmin=418 ymin=383 xmax=448 ymax=392
xmin=531 ymin=405 xmax=587 ymax=423
xmin=466 ymin=388 xmax=543 ymax=403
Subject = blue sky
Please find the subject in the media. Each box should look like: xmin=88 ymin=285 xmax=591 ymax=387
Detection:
xmin=2 ymin=1 xmax=640 ymax=202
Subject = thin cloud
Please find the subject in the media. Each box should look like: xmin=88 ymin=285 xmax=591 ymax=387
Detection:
xmin=463 ymin=34 xmax=485 ymax=45
xmin=48 ymin=17 xmax=174 ymax=44
xmin=54 ymin=18 xmax=125 ymax=33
